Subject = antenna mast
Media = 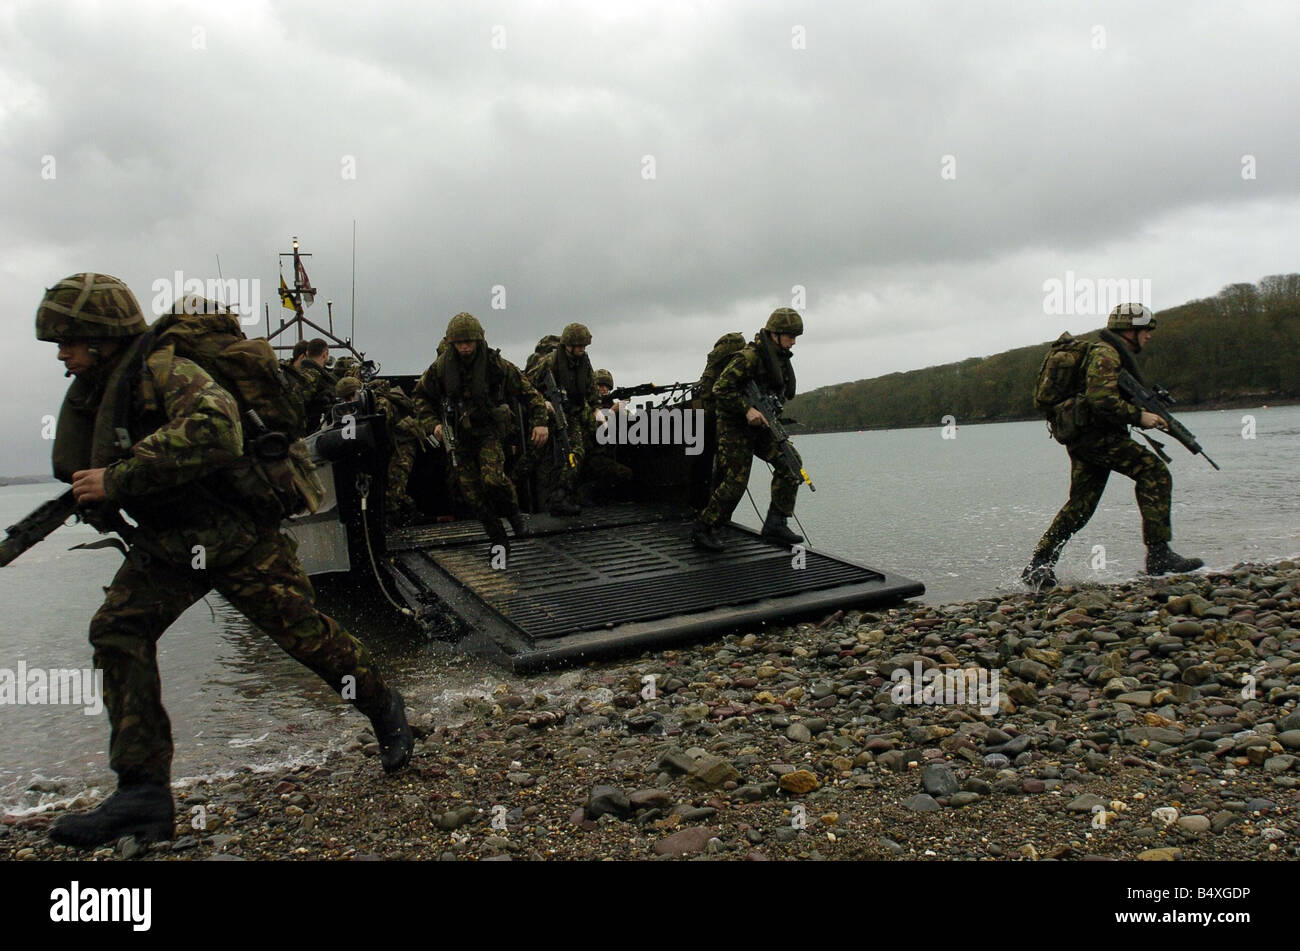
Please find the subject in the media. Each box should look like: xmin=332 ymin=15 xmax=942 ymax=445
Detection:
xmin=351 ymin=219 xmax=357 ymax=346
xmin=264 ymin=236 xmax=364 ymax=362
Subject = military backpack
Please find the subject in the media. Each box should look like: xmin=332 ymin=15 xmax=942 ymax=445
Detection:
xmin=1033 ymin=332 xmax=1094 ymax=444
xmin=699 ymin=332 xmax=746 ymax=407
xmin=122 ymin=304 xmax=325 ymax=517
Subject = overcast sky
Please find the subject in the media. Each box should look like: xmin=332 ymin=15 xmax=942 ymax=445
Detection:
xmin=2 ymin=0 xmax=1298 ymax=474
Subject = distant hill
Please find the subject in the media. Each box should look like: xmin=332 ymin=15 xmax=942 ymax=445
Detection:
xmin=787 ymin=275 xmax=1300 ymax=432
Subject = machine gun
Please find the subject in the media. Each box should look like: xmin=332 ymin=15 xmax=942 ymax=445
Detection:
xmin=440 ymin=397 xmax=460 ymax=469
xmin=0 ymin=488 xmax=79 ymax=567
xmin=1117 ymin=370 xmax=1221 ymax=471
xmin=605 ymin=380 xmax=698 ymax=407
xmin=742 ymin=381 xmax=815 ymax=492
xmin=541 ymin=369 xmax=577 ymax=469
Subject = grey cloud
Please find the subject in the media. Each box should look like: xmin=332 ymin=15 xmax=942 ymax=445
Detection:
xmin=2 ymin=0 xmax=1298 ymax=474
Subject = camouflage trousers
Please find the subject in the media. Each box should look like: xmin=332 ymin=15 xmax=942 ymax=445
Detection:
xmin=453 ymin=432 xmax=519 ymax=521
xmin=534 ymin=418 xmax=586 ymax=503
xmin=1032 ymin=435 xmax=1173 ymax=561
xmin=698 ymin=418 xmax=800 ymax=527
xmin=387 ymin=435 xmax=419 ymax=516
xmin=88 ymin=529 xmax=390 ymax=785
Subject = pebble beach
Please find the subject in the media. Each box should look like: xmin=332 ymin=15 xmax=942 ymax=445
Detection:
xmin=4 ymin=560 xmax=1298 ymax=862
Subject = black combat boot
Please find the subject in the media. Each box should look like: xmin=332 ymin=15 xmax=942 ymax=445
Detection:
xmin=482 ymin=516 xmax=510 ymax=549
xmin=760 ymin=508 xmax=803 ymax=545
xmin=48 ymin=782 xmax=175 ymax=849
xmin=548 ymin=490 xmax=581 ymax=517
xmin=366 ymin=687 xmax=413 ymax=773
xmin=1146 ymin=543 xmax=1204 ymax=576
xmin=692 ymin=521 xmax=726 ymax=552
xmin=507 ymin=508 xmax=529 ymax=538
xmin=1021 ymin=556 xmax=1058 ymax=592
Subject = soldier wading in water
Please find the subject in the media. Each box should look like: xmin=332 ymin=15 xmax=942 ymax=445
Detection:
xmin=1023 ymin=303 xmax=1204 ymax=589
xmin=35 ymin=274 xmax=413 ymax=849
xmin=693 ymin=307 xmax=807 ymax=553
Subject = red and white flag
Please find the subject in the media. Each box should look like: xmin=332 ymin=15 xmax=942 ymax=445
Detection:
xmin=295 ymin=257 xmax=315 ymax=308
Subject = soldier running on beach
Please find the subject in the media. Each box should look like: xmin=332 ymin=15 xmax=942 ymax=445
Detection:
xmin=35 ymin=273 xmax=412 ymax=850
xmin=1023 ymin=303 xmax=1204 ymax=589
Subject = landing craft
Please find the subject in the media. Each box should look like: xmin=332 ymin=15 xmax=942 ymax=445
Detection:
xmin=277 ymin=244 xmax=924 ymax=670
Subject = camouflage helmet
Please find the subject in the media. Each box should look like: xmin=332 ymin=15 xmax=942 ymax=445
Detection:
xmin=335 ymin=376 xmax=362 ymax=399
xmin=446 ymin=312 xmax=485 ymax=342
xmin=1107 ymin=302 xmax=1157 ymax=331
xmin=333 ymin=355 xmax=359 ymax=377
xmin=561 ymin=322 xmax=592 ymax=346
xmin=172 ymin=294 xmax=228 ymax=317
xmin=764 ymin=307 xmax=804 ymax=336
xmin=36 ymin=273 xmax=147 ymax=342
xmin=594 ymin=368 xmax=614 ymax=389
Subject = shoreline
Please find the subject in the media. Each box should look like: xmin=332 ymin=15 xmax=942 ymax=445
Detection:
xmin=3 ymin=559 xmax=1297 ymax=861
xmin=792 ymin=397 xmax=1300 ymax=437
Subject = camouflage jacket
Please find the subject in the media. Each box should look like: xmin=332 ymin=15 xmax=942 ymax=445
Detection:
xmin=292 ymin=360 xmax=337 ymax=431
xmin=1079 ymin=336 xmax=1144 ymax=438
xmin=712 ymin=343 xmax=791 ymax=423
xmin=412 ymin=347 xmax=546 ymax=438
xmin=527 ymin=349 xmax=598 ymax=433
xmin=56 ymin=347 xmax=263 ymax=568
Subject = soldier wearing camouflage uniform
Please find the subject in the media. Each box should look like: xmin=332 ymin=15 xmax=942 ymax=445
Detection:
xmin=413 ymin=313 xmax=548 ymax=552
xmin=332 ymin=354 xmax=360 ymax=380
xmin=35 ymin=274 xmax=412 ymax=850
xmin=580 ymin=368 xmax=634 ymax=503
xmin=291 ymin=338 xmax=336 ymax=433
xmin=337 ymin=375 xmax=424 ymax=523
xmin=527 ymin=323 xmax=599 ymax=516
xmin=693 ymin=308 xmax=806 ymax=552
xmin=1023 ymin=303 xmax=1204 ymax=589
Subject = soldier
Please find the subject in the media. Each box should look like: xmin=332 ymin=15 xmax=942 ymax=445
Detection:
xmin=693 ymin=308 xmax=806 ymax=552
xmin=593 ymin=368 xmax=623 ymax=415
xmin=581 ymin=368 xmax=634 ymax=503
xmin=332 ymin=354 xmax=360 ymax=380
xmin=293 ymin=338 xmax=336 ymax=432
xmin=1023 ymin=303 xmax=1204 ymax=589
xmin=34 ymin=274 xmax=412 ymax=850
xmin=528 ymin=323 xmax=599 ymax=516
xmin=336 ymin=375 xmax=423 ymax=523
xmin=412 ymin=313 xmax=548 ymax=553
xmin=278 ymin=341 xmax=312 ymax=429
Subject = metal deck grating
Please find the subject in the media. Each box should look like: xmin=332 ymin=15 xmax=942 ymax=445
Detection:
xmin=395 ymin=518 xmax=882 ymax=643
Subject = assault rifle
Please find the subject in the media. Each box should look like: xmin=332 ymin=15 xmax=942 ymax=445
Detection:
xmin=604 ymin=380 xmax=697 ymax=407
xmin=1117 ymin=370 xmax=1220 ymax=471
xmin=2 ymin=488 xmax=198 ymax=570
xmin=541 ymin=370 xmax=577 ymax=469
xmin=742 ymin=381 xmax=815 ymax=492
xmin=439 ymin=397 xmax=460 ymax=469
xmin=0 ymin=488 xmax=79 ymax=567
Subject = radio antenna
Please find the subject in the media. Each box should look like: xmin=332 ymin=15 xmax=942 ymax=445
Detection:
xmin=350 ymin=219 xmax=357 ymax=344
